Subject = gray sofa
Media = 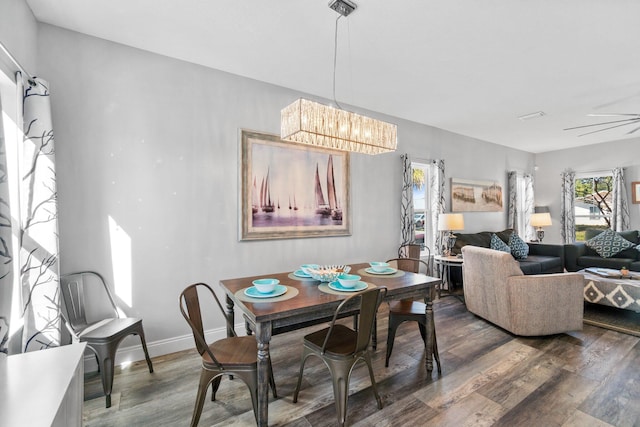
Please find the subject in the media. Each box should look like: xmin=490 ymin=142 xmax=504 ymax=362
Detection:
xmin=564 ymin=229 xmax=640 ymax=272
xmin=452 ymin=229 xmax=564 ymax=274
xmin=462 ymin=246 xmax=584 ymax=336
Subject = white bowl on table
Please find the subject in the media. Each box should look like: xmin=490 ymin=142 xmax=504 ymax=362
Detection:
xmin=300 ymin=264 xmax=319 ymax=275
xmin=252 ymin=278 xmax=279 ymax=294
xmin=369 ymin=262 xmax=390 ymax=272
xmin=337 ymin=273 xmax=361 ymax=289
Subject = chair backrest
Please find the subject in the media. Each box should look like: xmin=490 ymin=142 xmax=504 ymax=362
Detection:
xmin=179 ymin=283 xmax=235 ymax=367
xmin=398 ymin=244 xmax=433 ymax=275
xmin=386 ymin=257 xmax=430 ymax=275
xmin=322 ymin=287 xmax=387 ymax=354
xmin=60 ymin=271 xmax=119 ymax=333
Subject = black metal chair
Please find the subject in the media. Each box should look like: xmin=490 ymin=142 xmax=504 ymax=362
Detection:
xmin=293 ymin=286 xmax=386 ymax=427
xmin=179 ymin=283 xmax=276 ymax=426
xmin=60 ymin=271 xmax=153 ymax=408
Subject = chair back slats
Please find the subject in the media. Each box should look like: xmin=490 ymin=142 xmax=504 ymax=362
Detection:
xmin=387 ymin=257 xmax=430 ymax=275
xmin=60 ymin=276 xmax=88 ymax=332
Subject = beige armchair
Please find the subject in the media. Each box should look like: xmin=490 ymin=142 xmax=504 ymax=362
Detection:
xmin=461 ymin=246 xmax=584 ymax=336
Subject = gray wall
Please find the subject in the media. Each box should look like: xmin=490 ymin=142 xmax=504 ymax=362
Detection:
xmin=32 ymin=23 xmax=533 ymax=356
xmin=534 ymin=137 xmax=640 ymax=244
xmin=0 ymin=0 xmax=38 ymax=77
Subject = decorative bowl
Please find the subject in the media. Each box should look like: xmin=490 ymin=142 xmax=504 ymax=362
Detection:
xmin=300 ymin=264 xmax=320 ymax=274
xmin=305 ymin=265 xmax=351 ymax=282
xmin=369 ymin=261 xmax=390 ymax=272
xmin=337 ymin=273 xmax=361 ymax=288
xmin=252 ymin=278 xmax=279 ymax=293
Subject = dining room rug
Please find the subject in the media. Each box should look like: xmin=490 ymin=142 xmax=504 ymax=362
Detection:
xmin=583 ymin=303 xmax=640 ymax=337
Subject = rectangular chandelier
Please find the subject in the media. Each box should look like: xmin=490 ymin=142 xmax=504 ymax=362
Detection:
xmin=281 ymin=98 xmax=397 ymax=155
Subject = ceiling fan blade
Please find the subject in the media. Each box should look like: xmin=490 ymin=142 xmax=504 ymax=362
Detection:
xmin=564 ymin=117 xmax=640 ymax=131
xmin=587 ymin=113 xmax=640 ymax=117
xmin=577 ymin=119 xmax=640 ymax=137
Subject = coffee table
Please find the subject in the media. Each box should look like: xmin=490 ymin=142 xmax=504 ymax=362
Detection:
xmin=579 ymin=268 xmax=640 ymax=312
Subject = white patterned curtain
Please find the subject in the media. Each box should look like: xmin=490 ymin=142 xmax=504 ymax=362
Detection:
xmin=17 ymin=74 xmax=61 ymax=352
xmin=0 ymin=91 xmax=13 ymax=356
xmin=430 ymin=159 xmax=445 ymax=255
xmin=611 ymin=167 xmax=630 ymax=232
xmin=560 ymin=169 xmax=576 ymax=244
xmin=507 ymin=171 xmax=535 ymax=241
xmin=400 ymin=154 xmax=414 ymax=255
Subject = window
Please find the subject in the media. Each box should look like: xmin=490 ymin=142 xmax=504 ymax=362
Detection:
xmin=411 ymin=162 xmax=430 ymax=254
xmin=574 ymin=173 xmax=612 ymax=241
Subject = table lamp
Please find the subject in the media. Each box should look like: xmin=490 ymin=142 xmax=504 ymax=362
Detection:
xmin=438 ymin=213 xmax=464 ymax=256
xmin=530 ymin=212 xmax=552 ymax=242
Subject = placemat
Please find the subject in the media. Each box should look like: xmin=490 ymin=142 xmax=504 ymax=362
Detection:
xmin=235 ymin=286 xmax=299 ymax=303
xmin=357 ymin=268 xmax=405 ymax=278
xmin=287 ymin=272 xmax=320 ymax=282
xmin=318 ymin=282 xmax=377 ymax=295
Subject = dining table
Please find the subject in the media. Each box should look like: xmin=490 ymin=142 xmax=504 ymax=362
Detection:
xmin=219 ymin=262 xmax=441 ymax=427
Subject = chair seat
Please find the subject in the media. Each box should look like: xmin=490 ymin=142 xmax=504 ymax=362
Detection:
xmin=78 ymin=317 xmax=142 ymax=341
xmin=388 ymin=300 xmax=426 ymax=316
xmin=304 ymin=324 xmax=357 ymax=357
xmin=202 ymin=336 xmax=258 ymax=368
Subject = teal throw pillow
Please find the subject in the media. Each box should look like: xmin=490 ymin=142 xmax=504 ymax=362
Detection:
xmin=490 ymin=233 xmax=511 ymax=253
xmin=585 ymin=229 xmax=635 ymax=258
xmin=509 ymin=232 xmax=529 ymax=259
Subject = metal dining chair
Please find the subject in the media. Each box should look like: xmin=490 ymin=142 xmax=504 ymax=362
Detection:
xmin=293 ymin=286 xmax=386 ymax=427
xmin=384 ymin=258 xmax=441 ymax=372
xmin=60 ymin=271 xmax=154 ymax=408
xmin=179 ymin=283 xmax=277 ymax=426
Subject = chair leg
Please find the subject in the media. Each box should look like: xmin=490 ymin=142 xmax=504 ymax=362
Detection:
xmin=92 ymin=344 xmax=117 ymax=408
xmin=137 ymin=326 xmax=154 ymax=373
xmin=372 ymin=317 xmax=378 ymax=350
xmin=385 ymin=317 xmax=402 ymax=367
xmin=269 ymin=360 xmax=278 ymax=398
xmin=191 ymin=368 xmax=217 ymax=427
xmin=363 ymin=352 xmax=383 ymax=409
xmin=292 ymin=351 xmax=311 ymax=403
xmin=210 ymin=376 xmax=222 ymax=401
xmin=325 ymin=358 xmax=351 ymax=427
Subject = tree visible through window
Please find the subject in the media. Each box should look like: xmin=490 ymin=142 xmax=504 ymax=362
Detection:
xmin=412 ymin=163 xmax=429 ymax=251
xmin=574 ymin=174 xmax=612 ymax=240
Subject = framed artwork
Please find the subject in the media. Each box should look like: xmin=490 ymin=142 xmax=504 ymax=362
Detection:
xmin=632 ymin=181 xmax=640 ymax=204
xmin=240 ymin=130 xmax=351 ymax=240
xmin=451 ymin=178 xmax=503 ymax=212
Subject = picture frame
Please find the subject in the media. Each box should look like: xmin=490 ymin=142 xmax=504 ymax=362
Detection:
xmin=451 ymin=178 xmax=503 ymax=212
xmin=240 ymin=130 xmax=351 ymax=241
xmin=632 ymin=181 xmax=640 ymax=204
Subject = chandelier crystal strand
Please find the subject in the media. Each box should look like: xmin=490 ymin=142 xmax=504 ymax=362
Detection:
xmin=281 ymin=98 xmax=397 ymax=155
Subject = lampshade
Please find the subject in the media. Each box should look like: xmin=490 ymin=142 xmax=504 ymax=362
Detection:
xmin=281 ymin=98 xmax=397 ymax=155
xmin=437 ymin=213 xmax=465 ymax=231
xmin=531 ymin=212 xmax=552 ymax=227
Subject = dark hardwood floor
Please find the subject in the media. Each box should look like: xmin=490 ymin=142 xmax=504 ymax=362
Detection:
xmin=83 ymin=297 xmax=640 ymax=426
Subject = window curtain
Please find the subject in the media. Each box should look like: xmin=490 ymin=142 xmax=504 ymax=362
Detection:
xmin=611 ymin=167 xmax=630 ymax=232
xmin=560 ymin=169 xmax=576 ymax=244
xmin=507 ymin=171 xmax=535 ymax=241
xmin=0 ymin=91 xmax=12 ymax=356
xmin=430 ymin=159 xmax=445 ymax=255
xmin=399 ymin=153 xmax=415 ymax=256
xmin=17 ymin=74 xmax=61 ymax=352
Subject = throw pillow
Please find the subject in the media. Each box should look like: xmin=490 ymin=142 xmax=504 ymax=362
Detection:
xmin=585 ymin=229 xmax=635 ymax=258
xmin=490 ymin=233 xmax=511 ymax=253
xmin=509 ymin=232 xmax=529 ymax=259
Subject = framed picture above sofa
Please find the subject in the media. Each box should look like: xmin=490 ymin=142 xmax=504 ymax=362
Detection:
xmin=451 ymin=178 xmax=503 ymax=212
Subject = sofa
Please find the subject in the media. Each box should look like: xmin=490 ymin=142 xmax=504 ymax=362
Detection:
xmin=564 ymin=229 xmax=640 ymax=272
xmin=461 ymin=246 xmax=584 ymax=336
xmin=452 ymin=229 xmax=564 ymax=274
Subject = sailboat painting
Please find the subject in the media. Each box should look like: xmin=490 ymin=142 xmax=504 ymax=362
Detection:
xmin=241 ymin=130 xmax=350 ymax=240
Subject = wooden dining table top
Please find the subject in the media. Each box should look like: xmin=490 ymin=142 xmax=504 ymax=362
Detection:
xmin=219 ymin=262 xmax=441 ymax=325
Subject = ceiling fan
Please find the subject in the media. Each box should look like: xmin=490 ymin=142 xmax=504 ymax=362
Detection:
xmin=564 ymin=113 xmax=640 ymax=137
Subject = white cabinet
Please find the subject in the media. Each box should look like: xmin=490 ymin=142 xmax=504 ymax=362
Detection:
xmin=0 ymin=342 xmax=86 ymax=427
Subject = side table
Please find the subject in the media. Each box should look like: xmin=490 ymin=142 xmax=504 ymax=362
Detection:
xmin=434 ymin=255 xmax=464 ymax=298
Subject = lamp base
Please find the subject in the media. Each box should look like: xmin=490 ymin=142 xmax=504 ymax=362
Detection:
xmin=536 ymin=228 xmax=545 ymax=243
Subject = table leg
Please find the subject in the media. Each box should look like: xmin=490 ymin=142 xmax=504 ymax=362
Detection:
xmin=225 ymin=295 xmax=235 ymax=337
xmin=425 ymin=291 xmax=434 ymax=373
xmin=255 ymin=321 xmax=272 ymax=427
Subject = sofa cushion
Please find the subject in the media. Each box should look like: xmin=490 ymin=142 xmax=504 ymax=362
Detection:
xmin=490 ymin=233 xmax=511 ymax=253
xmin=452 ymin=229 xmax=513 ymax=255
xmin=524 ymin=255 xmax=563 ymax=273
xmin=517 ymin=261 xmax=541 ymax=274
xmin=585 ymin=229 xmax=636 ymax=258
xmin=585 ymin=228 xmax=639 ymax=244
xmin=577 ymin=256 xmax=634 ymax=270
xmin=509 ymin=232 xmax=529 ymax=260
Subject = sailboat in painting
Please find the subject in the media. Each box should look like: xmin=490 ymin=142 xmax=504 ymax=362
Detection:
xmin=314 ymin=164 xmax=331 ymax=216
xmin=327 ymin=155 xmax=342 ymax=220
xmin=252 ymin=177 xmax=259 ymax=214
xmin=261 ymin=168 xmax=275 ymax=213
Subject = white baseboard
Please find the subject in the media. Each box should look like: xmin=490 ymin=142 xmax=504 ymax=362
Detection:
xmin=84 ymin=321 xmax=247 ymax=372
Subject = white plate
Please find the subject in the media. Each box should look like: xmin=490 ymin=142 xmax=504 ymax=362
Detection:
xmin=364 ymin=267 xmax=397 ymax=275
xmin=293 ymin=270 xmax=312 ymax=278
xmin=244 ymin=284 xmax=287 ymax=298
xmin=328 ymin=281 xmax=368 ymax=292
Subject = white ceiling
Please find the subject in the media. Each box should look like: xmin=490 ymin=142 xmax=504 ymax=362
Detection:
xmin=25 ymin=0 xmax=640 ymax=153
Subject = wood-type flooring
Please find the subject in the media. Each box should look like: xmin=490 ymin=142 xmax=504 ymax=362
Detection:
xmin=83 ymin=297 xmax=640 ymax=426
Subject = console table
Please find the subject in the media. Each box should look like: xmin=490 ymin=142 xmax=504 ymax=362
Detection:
xmin=434 ymin=254 xmax=464 ymax=297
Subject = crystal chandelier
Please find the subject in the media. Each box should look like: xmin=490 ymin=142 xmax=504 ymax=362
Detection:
xmin=280 ymin=0 xmax=397 ymax=155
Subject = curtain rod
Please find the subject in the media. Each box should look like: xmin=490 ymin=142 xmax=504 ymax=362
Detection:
xmin=0 ymin=40 xmax=36 ymax=86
